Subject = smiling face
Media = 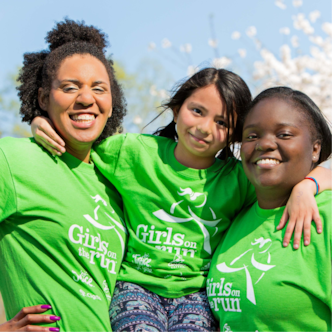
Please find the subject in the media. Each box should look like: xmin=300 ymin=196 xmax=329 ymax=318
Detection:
xmin=39 ymin=54 xmax=112 ymax=159
xmin=241 ymin=97 xmax=321 ymax=204
xmin=173 ymin=84 xmax=236 ymax=169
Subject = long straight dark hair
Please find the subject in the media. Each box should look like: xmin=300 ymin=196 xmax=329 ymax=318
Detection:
xmin=153 ymin=68 xmax=252 ymax=162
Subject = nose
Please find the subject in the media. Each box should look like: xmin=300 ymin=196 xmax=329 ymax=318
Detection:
xmin=255 ymin=134 xmax=278 ymax=151
xmin=76 ymin=86 xmax=95 ymax=107
xmin=197 ymin=118 xmax=212 ymax=134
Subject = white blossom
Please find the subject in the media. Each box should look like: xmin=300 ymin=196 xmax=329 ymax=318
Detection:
xmin=133 ymin=116 xmax=143 ymax=125
xmin=291 ymin=35 xmax=299 ymax=48
xmin=208 ymin=39 xmax=218 ymax=48
xmin=309 ymin=10 xmax=321 ymax=23
xmin=293 ymin=13 xmax=314 ymax=35
xmin=148 ymin=42 xmax=156 ymax=51
xmin=161 ymin=38 xmax=172 ymax=49
xmin=280 ymin=27 xmax=290 ymax=35
xmin=246 ymin=26 xmax=257 ymax=38
xmin=238 ymin=49 xmax=247 ymax=58
xmin=309 ymin=36 xmax=324 ymax=47
xmin=180 ymin=43 xmax=192 ymax=53
xmin=212 ymin=57 xmax=231 ymax=69
xmin=231 ymin=31 xmax=241 ymax=40
xmin=292 ymin=0 xmax=302 ymax=8
xmin=275 ymin=0 xmax=286 ymax=10
xmin=322 ymin=22 xmax=332 ymax=37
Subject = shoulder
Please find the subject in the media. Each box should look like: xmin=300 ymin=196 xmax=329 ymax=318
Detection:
xmin=0 ymin=137 xmax=45 ymax=158
xmin=136 ymin=134 xmax=172 ymax=150
xmin=99 ymin=133 xmax=172 ymax=152
xmin=316 ymin=191 xmax=332 ymax=215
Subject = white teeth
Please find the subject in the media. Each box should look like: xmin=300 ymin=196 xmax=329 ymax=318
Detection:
xmin=71 ymin=114 xmax=96 ymax=122
xmin=256 ymin=159 xmax=280 ymax=165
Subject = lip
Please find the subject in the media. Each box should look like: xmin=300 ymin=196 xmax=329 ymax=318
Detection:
xmin=189 ymin=132 xmax=210 ymax=145
xmin=253 ymin=156 xmax=282 ymax=169
xmin=69 ymin=112 xmax=98 ymax=129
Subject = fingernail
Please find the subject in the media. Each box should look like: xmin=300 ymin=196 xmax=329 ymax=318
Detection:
xmin=50 ymin=316 xmax=61 ymax=321
xmin=49 ymin=328 xmax=60 ymax=332
xmin=304 ymin=240 xmax=309 ymax=246
xmin=283 ymin=242 xmax=288 ymax=247
xmin=293 ymin=244 xmax=299 ymax=249
xmin=318 ymin=228 xmax=322 ymax=233
xmin=57 ymin=152 xmax=62 ymax=156
xmin=41 ymin=305 xmax=52 ymax=309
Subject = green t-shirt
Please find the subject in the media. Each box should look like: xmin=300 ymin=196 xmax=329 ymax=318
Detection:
xmin=207 ymin=191 xmax=332 ymax=332
xmin=92 ymin=133 xmax=255 ymax=297
xmin=0 ymin=137 xmax=127 ymax=332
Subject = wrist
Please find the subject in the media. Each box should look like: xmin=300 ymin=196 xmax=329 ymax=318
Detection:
xmin=301 ymin=177 xmax=319 ymax=195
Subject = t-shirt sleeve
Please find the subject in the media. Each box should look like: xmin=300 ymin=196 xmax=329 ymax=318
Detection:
xmin=0 ymin=148 xmax=17 ymax=222
xmin=91 ymin=134 xmax=127 ymax=182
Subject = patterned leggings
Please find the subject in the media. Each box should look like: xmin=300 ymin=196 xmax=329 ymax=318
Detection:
xmin=109 ymin=281 xmax=217 ymax=332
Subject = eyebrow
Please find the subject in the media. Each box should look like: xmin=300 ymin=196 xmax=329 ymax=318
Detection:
xmin=59 ymin=79 xmax=108 ymax=85
xmin=243 ymin=122 xmax=299 ymax=130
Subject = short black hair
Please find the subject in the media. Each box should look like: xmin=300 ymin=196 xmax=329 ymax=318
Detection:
xmin=17 ymin=19 xmax=127 ymax=143
xmin=244 ymin=86 xmax=332 ymax=164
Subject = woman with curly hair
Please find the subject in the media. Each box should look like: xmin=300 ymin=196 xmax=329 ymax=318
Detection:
xmin=0 ymin=19 xmax=127 ymax=332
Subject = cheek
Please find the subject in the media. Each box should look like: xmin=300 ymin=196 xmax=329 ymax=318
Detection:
xmin=214 ymin=130 xmax=228 ymax=147
xmin=98 ymin=95 xmax=113 ymax=113
xmin=48 ymin=93 xmax=71 ymax=116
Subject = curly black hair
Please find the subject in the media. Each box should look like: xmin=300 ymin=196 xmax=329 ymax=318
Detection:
xmin=17 ymin=18 xmax=127 ymax=143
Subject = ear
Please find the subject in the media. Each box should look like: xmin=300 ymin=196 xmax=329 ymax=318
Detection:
xmin=107 ymin=107 xmax=113 ymax=118
xmin=312 ymin=140 xmax=322 ymax=163
xmin=38 ymin=87 xmax=48 ymax=111
xmin=172 ymin=106 xmax=179 ymax=123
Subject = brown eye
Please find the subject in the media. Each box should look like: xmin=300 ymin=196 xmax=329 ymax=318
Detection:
xmin=192 ymin=108 xmax=202 ymax=115
xmin=216 ymin=120 xmax=227 ymax=127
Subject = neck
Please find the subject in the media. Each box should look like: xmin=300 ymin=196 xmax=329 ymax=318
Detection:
xmin=174 ymin=145 xmax=215 ymax=169
xmin=255 ymin=187 xmax=291 ymax=209
xmin=65 ymin=142 xmax=93 ymax=163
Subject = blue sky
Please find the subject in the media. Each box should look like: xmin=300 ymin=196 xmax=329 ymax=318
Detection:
xmin=0 ymin=0 xmax=330 ymax=91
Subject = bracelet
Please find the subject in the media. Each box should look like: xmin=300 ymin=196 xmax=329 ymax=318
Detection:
xmin=304 ymin=177 xmax=320 ymax=196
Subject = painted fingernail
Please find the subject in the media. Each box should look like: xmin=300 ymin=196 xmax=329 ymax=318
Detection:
xmin=293 ymin=244 xmax=299 ymax=249
xmin=50 ymin=316 xmax=61 ymax=321
xmin=49 ymin=328 xmax=60 ymax=332
xmin=283 ymin=242 xmax=288 ymax=247
xmin=41 ymin=305 xmax=52 ymax=309
xmin=304 ymin=240 xmax=309 ymax=246
xmin=318 ymin=228 xmax=322 ymax=233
